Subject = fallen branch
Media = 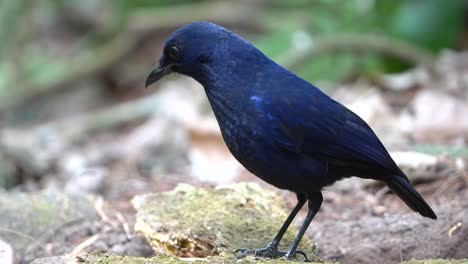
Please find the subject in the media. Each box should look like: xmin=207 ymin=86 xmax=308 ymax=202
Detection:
xmin=0 ymin=94 xmax=159 ymax=173
xmin=278 ymin=34 xmax=435 ymax=69
xmin=67 ymin=234 xmax=100 ymax=262
xmin=0 ymin=2 xmax=262 ymax=113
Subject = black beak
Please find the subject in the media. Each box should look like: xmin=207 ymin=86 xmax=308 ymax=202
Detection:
xmin=145 ymin=63 xmax=172 ymax=88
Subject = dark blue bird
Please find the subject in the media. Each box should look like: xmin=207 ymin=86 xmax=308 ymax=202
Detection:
xmin=145 ymin=21 xmax=436 ymax=260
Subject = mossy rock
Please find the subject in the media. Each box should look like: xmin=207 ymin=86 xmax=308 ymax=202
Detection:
xmin=31 ymin=253 xmax=468 ymax=264
xmin=0 ymin=190 xmax=96 ymax=258
xmin=33 ymin=252 xmax=321 ymax=264
xmin=132 ymin=182 xmax=317 ymax=261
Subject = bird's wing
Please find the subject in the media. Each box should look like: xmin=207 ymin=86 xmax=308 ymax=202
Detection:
xmin=261 ymin=85 xmax=398 ymax=173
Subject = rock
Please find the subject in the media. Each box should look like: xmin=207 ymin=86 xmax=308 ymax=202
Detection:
xmin=390 ymin=151 xmax=453 ymax=183
xmin=398 ymin=89 xmax=468 ymax=143
xmin=31 ymin=255 xmax=74 ymax=264
xmin=64 ymin=167 xmax=107 ymax=195
xmin=391 ymin=151 xmax=439 ymax=168
xmin=379 ymin=68 xmax=429 ymax=91
xmin=0 ymin=190 xmax=97 ymax=262
xmin=121 ymin=117 xmax=190 ymax=175
xmin=132 ymin=183 xmax=317 ymax=260
xmin=0 ymin=240 xmax=13 ymax=264
xmin=33 ymin=252 xmax=317 ymax=264
xmin=359 ymin=151 xmax=462 ymax=190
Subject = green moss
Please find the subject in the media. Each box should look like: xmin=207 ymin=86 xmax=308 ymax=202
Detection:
xmin=29 ymin=194 xmax=57 ymax=226
xmin=402 ymin=259 xmax=468 ymax=264
xmin=76 ymin=252 xmax=323 ymax=264
xmin=33 ymin=253 xmax=466 ymax=264
xmin=0 ymin=190 xmax=96 ymax=255
xmin=132 ymin=183 xmax=317 ymax=261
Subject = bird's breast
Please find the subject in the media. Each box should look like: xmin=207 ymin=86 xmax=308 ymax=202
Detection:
xmin=205 ymin=89 xmax=259 ymax=154
xmin=205 ymin=88 xmax=280 ymax=171
xmin=218 ymin=113 xmax=263 ymax=162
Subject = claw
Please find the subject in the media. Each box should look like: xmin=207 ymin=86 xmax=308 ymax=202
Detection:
xmin=235 ymin=246 xmax=276 ymax=259
xmin=235 ymin=245 xmax=310 ymax=261
xmin=293 ymin=250 xmax=310 ymax=262
xmin=234 ymin=248 xmax=247 ymax=254
xmin=234 ymin=248 xmax=255 ymax=259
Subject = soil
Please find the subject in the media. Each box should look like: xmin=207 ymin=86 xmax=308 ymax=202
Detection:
xmin=19 ymin=158 xmax=468 ymax=264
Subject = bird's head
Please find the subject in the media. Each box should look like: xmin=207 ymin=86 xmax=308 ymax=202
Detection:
xmin=145 ymin=21 xmax=231 ymax=88
xmin=145 ymin=21 xmax=265 ymax=88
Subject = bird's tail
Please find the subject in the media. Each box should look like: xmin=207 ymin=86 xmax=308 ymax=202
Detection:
xmin=385 ymin=176 xmax=437 ymax=219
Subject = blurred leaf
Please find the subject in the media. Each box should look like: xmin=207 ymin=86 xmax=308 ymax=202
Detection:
xmin=25 ymin=55 xmax=69 ymax=87
xmin=390 ymin=0 xmax=464 ymax=51
xmin=0 ymin=63 xmax=13 ymax=95
xmin=414 ymin=145 xmax=468 ymax=158
xmin=0 ymin=0 xmax=24 ymax=61
xmin=1 ymin=0 xmax=466 ymax=108
xmin=297 ymin=53 xmax=356 ymax=84
xmin=254 ymin=26 xmax=296 ymax=59
xmin=118 ymin=0 xmax=206 ymax=10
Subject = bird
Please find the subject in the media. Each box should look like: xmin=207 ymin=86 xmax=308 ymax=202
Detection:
xmin=145 ymin=21 xmax=436 ymax=261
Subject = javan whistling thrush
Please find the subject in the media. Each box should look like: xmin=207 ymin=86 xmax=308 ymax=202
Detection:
xmin=145 ymin=21 xmax=436 ymax=261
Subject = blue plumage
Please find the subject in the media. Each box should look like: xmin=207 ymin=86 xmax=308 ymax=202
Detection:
xmin=145 ymin=21 xmax=436 ymax=260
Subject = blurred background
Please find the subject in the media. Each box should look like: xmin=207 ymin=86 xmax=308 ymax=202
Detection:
xmin=1 ymin=0 xmax=468 ymax=263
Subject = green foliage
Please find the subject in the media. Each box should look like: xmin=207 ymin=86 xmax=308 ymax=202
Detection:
xmin=0 ymin=0 xmax=24 ymax=61
xmin=414 ymin=145 xmax=468 ymax=158
xmin=118 ymin=0 xmax=206 ymax=9
xmin=254 ymin=0 xmax=463 ymax=82
xmin=390 ymin=0 xmax=464 ymax=51
xmin=254 ymin=24 xmax=297 ymax=60
xmin=0 ymin=0 xmax=465 ymax=106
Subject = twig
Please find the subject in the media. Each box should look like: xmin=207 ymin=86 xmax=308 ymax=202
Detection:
xmin=94 ymin=197 xmax=111 ymax=224
xmin=129 ymin=2 xmax=260 ymax=32
xmin=0 ymin=2 xmax=261 ymax=113
xmin=0 ymin=227 xmax=37 ymax=243
xmin=0 ymin=33 xmax=135 ymax=113
xmin=67 ymin=234 xmax=100 ymax=263
xmin=448 ymin=222 xmax=462 ymax=237
xmin=0 ymin=94 xmax=158 ymax=173
xmin=278 ymin=34 xmax=435 ymax=70
xmin=116 ymin=212 xmax=132 ymax=240
xmin=18 ymin=218 xmax=85 ymax=263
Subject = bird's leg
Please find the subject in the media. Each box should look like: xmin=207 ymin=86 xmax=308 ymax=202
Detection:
xmin=235 ymin=193 xmax=307 ymax=259
xmin=268 ymin=193 xmax=307 ymax=249
xmin=284 ymin=192 xmax=323 ymax=260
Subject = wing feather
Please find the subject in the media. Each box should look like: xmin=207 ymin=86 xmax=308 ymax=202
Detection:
xmin=260 ymin=84 xmax=398 ymax=173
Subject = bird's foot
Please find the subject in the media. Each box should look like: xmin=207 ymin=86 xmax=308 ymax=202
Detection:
xmin=235 ymin=245 xmax=309 ymax=261
xmin=234 ymin=246 xmax=279 ymax=259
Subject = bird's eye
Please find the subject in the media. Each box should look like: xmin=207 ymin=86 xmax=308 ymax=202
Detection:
xmin=167 ymin=46 xmax=180 ymax=61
